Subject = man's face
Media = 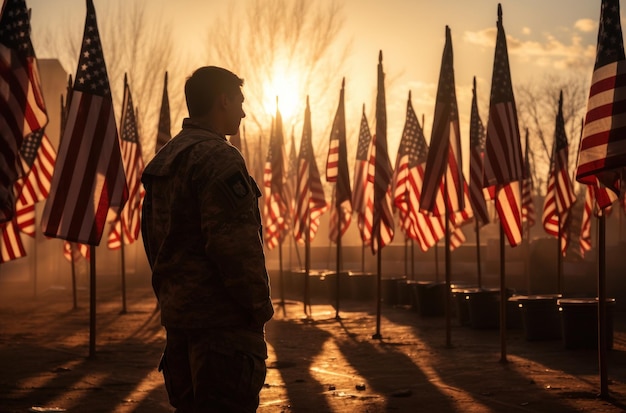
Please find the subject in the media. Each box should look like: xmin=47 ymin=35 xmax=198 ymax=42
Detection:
xmin=225 ymin=89 xmax=245 ymax=136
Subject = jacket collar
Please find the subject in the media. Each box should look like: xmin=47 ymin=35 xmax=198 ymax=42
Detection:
xmin=182 ymin=118 xmax=226 ymax=140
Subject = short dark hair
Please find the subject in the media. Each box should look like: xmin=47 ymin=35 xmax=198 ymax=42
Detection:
xmin=185 ymin=66 xmax=244 ymax=117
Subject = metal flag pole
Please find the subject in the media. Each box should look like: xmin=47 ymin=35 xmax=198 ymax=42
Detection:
xmin=434 ymin=243 xmax=440 ymax=282
xmin=444 ymin=172 xmax=452 ymax=348
xmin=557 ymin=212 xmax=562 ymax=295
xmin=372 ymin=232 xmax=383 ymax=340
xmin=598 ymin=213 xmax=609 ymax=397
xmin=278 ymin=242 xmax=286 ymax=317
xmin=88 ymin=245 xmax=97 ymax=359
xmin=361 ymin=240 xmax=365 ymax=272
xmin=335 ymin=203 xmax=342 ymax=320
xmin=404 ymin=236 xmax=409 ymax=276
xmin=499 ymin=223 xmax=507 ymax=364
xmin=304 ymin=219 xmax=311 ymax=318
xmin=278 ymin=238 xmax=287 ymax=317
xmin=120 ymin=228 xmax=127 ymax=314
xmin=411 ymin=239 xmax=415 ymax=280
xmin=475 ymin=217 xmax=482 ymax=288
xmin=71 ymin=244 xmax=78 ymax=310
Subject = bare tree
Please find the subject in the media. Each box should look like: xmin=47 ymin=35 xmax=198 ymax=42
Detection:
xmin=205 ymin=0 xmax=350 ymax=177
xmin=516 ymin=72 xmax=589 ymax=195
xmin=35 ymin=0 xmax=188 ymax=160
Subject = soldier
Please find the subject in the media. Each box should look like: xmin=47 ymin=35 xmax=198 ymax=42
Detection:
xmin=141 ymin=66 xmax=273 ymax=413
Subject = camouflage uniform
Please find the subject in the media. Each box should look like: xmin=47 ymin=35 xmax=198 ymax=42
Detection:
xmin=141 ymin=118 xmax=273 ymax=412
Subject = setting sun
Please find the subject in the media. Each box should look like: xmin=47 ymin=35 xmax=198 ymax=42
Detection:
xmin=262 ymin=67 xmax=301 ymax=122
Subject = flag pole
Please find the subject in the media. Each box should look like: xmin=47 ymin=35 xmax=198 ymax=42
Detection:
xmin=277 ymin=238 xmax=287 ymax=317
xmin=557 ymin=212 xmax=562 ymax=295
xmin=499 ymin=223 xmax=508 ymax=363
xmin=120 ymin=228 xmax=127 ymax=314
xmin=32 ymin=214 xmax=38 ymax=298
xmin=372 ymin=232 xmax=383 ymax=339
xmin=335 ymin=203 xmax=342 ymax=320
xmin=119 ymin=74 xmax=129 ymax=315
xmin=361 ymin=241 xmax=365 ymax=272
xmin=288 ymin=229 xmax=293 ymax=272
xmin=278 ymin=274 xmax=286 ymax=317
xmin=304 ymin=221 xmax=311 ymax=318
xmin=71 ymin=244 xmax=78 ymax=310
xmin=524 ymin=128 xmax=531 ymax=294
xmin=411 ymin=239 xmax=415 ymax=280
xmin=524 ymin=222 xmax=531 ymax=294
xmin=598 ymin=213 xmax=609 ymax=397
xmin=89 ymin=245 xmax=96 ymax=359
xmin=404 ymin=235 xmax=408 ymax=276
xmin=444 ymin=173 xmax=452 ymax=348
xmin=278 ymin=245 xmax=286 ymax=317
xmin=617 ymin=195 xmax=626 ymax=244
xmin=434 ymin=241 xmax=440 ymax=282
xmin=475 ymin=217 xmax=482 ymax=288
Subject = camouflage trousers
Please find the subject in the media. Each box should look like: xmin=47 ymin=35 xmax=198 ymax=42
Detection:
xmin=159 ymin=327 xmax=267 ymax=413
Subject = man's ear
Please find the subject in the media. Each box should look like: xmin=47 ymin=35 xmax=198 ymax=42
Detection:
xmin=218 ymin=92 xmax=230 ymax=110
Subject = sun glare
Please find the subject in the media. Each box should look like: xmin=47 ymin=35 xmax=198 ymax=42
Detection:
xmin=263 ymin=68 xmax=301 ymax=122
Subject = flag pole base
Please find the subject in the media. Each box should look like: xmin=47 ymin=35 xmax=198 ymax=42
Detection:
xmin=371 ymin=333 xmax=382 ymax=340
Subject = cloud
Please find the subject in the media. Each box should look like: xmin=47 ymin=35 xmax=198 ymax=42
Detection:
xmin=462 ymin=27 xmax=595 ymax=71
xmin=522 ymin=27 xmax=531 ymax=35
xmin=463 ymin=27 xmax=497 ymax=48
xmin=574 ymin=18 xmax=595 ymax=33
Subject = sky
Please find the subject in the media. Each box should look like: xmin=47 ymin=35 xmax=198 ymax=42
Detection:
xmin=21 ymin=0 xmax=611 ymax=169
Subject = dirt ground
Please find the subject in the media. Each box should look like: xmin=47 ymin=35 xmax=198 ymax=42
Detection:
xmin=0 ymin=278 xmax=625 ymax=413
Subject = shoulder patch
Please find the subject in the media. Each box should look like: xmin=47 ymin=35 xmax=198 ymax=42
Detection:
xmin=216 ymin=169 xmax=252 ymax=210
xmin=226 ymin=171 xmax=250 ymax=199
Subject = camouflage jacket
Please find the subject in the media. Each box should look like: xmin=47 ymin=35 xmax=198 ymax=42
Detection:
xmin=141 ymin=118 xmax=273 ymax=334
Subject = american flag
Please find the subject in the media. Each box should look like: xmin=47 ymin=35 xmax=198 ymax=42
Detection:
xmin=445 ymin=147 xmax=473 ymax=230
xmin=469 ymin=77 xmax=490 ymax=227
xmin=263 ymin=105 xmax=289 ymax=249
xmin=0 ymin=129 xmax=56 ymax=262
xmin=542 ymin=92 xmax=576 ymax=255
xmin=494 ymin=181 xmax=523 ymax=245
xmin=483 ymin=6 xmax=523 ymax=188
xmin=352 ymin=106 xmax=373 ymax=244
xmin=361 ymin=134 xmax=376 ymax=246
xmin=0 ymin=217 xmax=25 ymax=263
xmin=580 ymin=185 xmax=593 ymax=256
xmin=107 ymin=76 xmax=145 ymax=250
xmin=580 ymin=181 xmax=618 ymax=257
xmin=521 ymin=129 xmax=536 ymax=227
xmin=371 ymin=51 xmax=394 ymax=253
xmin=430 ymin=140 xmax=474 ymax=251
xmin=483 ymin=5 xmax=524 ymax=247
xmin=284 ymin=125 xmax=298 ymax=223
xmin=293 ymin=97 xmax=327 ymax=243
xmin=326 ymin=79 xmax=352 ymax=241
xmin=42 ymin=0 xmax=128 ymax=245
xmin=392 ymin=92 xmax=444 ymax=252
xmin=15 ymin=130 xmax=55 ymax=235
xmin=155 ymin=72 xmax=171 ymax=153
xmin=0 ymin=0 xmax=48 ymax=223
xmin=63 ymin=241 xmax=90 ymax=262
xmin=421 ymin=26 xmax=464 ymax=215
xmin=449 ymin=225 xmax=466 ymax=251
xmin=576 ymin=0 xmax=626 ymax=203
